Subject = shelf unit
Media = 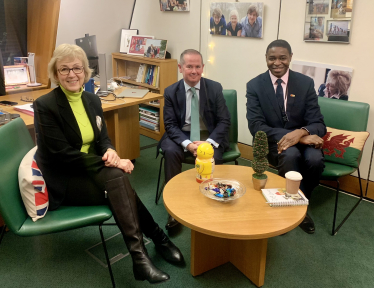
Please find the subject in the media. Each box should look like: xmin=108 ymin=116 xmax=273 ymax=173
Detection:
xmin=112 ymin=53 xmax=178 ymax=140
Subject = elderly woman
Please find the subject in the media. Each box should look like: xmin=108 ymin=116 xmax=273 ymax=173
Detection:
xmin=33 ymin=44 xmax=183 ymax=284
xmin=226 ymin=10 xmax=242 ymax=36
xmin=323 ymin=70 xmax=351 ymax=100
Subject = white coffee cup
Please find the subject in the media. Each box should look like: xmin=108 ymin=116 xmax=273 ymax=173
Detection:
xmin=285 ymin=171 xmax=303 ymax=195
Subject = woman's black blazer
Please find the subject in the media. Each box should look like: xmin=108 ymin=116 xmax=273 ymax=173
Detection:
xmin=33 ymin=86 xmax=115 ymax=209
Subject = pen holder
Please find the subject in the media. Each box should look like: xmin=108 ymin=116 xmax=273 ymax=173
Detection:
xmin=0 ymin=109 xmax=11 ymax=125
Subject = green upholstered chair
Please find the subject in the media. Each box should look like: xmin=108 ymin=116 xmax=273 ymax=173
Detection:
xmin=155 ymin=89 xmax=241 ymax=204
xmin=0 ymin=118 xmax=116 ymax=287
xmin=318 ymin=97 xmax=370 ymax=235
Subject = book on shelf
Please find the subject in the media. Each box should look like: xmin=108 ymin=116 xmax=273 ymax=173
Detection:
xmin=261 ymin=188 xmax=309 ymax=207
xmin=149 ymin=99 xmax=160 ymax=105
xmin=152 ymin=66 xmax=158 ymax=86
xmin=135 ymin=64 xmax=160 ymax=87
xmin=139 ymin=112 xmax=159 ymax=122
xmin=136 ymin=64 xmax=146 ymax=82
xmin=140 ymin=120 xmax=159 ymax=131
xmin=139 ymin=105 xmax=159 ymax=117
xmin=140 ymin=116 xmax=159 ymax=125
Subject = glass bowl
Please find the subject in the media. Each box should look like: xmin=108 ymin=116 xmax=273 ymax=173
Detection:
xmin=199 ymin=178 xmax=246 ymax=203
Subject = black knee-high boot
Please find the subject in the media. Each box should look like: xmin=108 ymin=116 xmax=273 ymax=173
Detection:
xmin=105 ymin=176 xmax=170 ymax=284
xmin=133 ymin=191 xmax=184 ymax=264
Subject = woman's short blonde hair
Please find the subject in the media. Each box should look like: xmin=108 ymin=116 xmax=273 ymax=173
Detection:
xmin=229 ymin=10 xmax=239 ymax=21
xmin=48 ymin=43 xmax=92 ymax=85
xmin=326 ymin=70 xmax=352 ymax=96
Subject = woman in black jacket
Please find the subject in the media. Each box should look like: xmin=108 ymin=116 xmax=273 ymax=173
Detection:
xmin=34 ymin=44 xmax=183 ymax=284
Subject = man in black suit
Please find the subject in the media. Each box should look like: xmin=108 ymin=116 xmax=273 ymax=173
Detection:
xmin=246 ymin=40 xmax=326 ymax=234
xmin=158 ymin=49 xmax=231 ymax=230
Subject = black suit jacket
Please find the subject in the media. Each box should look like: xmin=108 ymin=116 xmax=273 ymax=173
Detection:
xmin=246 ymin=70 xmax=326 ymax=143
xmin=34 ymin=87 xmax=114 ymax=210
xmin=158 ymin=77 xmax=231 ymax=154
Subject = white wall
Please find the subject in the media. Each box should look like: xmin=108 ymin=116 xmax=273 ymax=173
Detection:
xmin=130 ymin=0 xmax=201 ymax=71
xmin=56 ymin=0 xmax=135 ymax=79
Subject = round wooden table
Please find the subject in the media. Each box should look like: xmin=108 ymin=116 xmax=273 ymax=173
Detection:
xmin=163 ymin=165 xmax=307 ymax=287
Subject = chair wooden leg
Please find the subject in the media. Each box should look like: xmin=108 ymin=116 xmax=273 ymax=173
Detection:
xmin=99 ymin=224 xmax=116 ymax=288
xmin=332 ymin=168 xmax=364 ymax=236
xmin=0 ymin=224 xmax=6 ymax=246
xmin=155 ymin=156 xmax=164 ymax=204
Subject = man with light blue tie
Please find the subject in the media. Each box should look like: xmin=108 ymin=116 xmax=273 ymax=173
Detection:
xmin=157 ymin=49 xmax=231 ymax=230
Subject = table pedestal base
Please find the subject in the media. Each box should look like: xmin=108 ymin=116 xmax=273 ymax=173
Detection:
xmin=191 ymin=230 xmax=267 ymax=287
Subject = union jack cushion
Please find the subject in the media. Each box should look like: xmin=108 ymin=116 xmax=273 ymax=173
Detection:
xmin=18 ymin=146 xmax=49 ymax=222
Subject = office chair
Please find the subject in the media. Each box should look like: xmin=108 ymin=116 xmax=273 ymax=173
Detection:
xmin=318 ymin=97 xmax=370 ymax=235
xmin=0 ymin=118 xmax=116 ymax=287
xmin=155 ymin=89 xmax=241 ymax=204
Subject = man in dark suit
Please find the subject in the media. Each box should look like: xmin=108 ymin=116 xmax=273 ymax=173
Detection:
xmin=158 ymin=49 xmax=231 ymax=230
xmin=246 ymin=40 xmax=326 ymax=234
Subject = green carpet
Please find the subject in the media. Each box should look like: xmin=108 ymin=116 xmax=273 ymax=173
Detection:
xmin=1 ymin=135 xmax=374 ymax=288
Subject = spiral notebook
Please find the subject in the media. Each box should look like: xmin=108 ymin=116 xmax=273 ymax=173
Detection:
xmin=261 ymin=188 xmax=309 ymax=207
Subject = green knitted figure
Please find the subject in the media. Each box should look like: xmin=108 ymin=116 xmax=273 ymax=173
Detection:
xmin=252 ymin=131 xmax=269 ymax=180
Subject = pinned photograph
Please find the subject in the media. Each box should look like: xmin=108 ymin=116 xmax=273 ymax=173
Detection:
xmin=304 ymin=16 xmax=325 ymax=40
xmin=307 ymin=0 xmax=329 ymax=14
xmin=144 ymin=39 xmax=168 ymax=59
xmin=209 ymin=2 xmax=263 ymax=38
xmin=292 ymin=61 xmax=353 ymax=101
xmin=159 ymin=0 xmax=190 ymax=12
xmin=127 ymin=35 xmax=154 ymax=56
xmin=330 ymin=0 xmax=353 ymax=18
xmin=326 ymin=20 xmax=350 ymax=42
xmin=120 ymin=29 xmax=138 ymax=53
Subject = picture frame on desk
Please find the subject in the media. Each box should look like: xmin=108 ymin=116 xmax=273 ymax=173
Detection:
xmin=120 ymin=29 xmax=139 ymax=53
xmin=144 ymin=39 xmax=168 ymax=59
xmin=4 ymin=65 xmax=30 ymax=86
xmin=127 ymin=35 xmax=154 ymax=56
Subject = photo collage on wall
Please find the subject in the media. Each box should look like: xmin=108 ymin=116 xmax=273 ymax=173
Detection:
xmin=159 ymin=0 xmax=190 ymax=12
xmin=209 ymin=2 xmax=264 ymax=38
xmin=292 ymin=60 xmax=353 ymax=101
xmin=304 ymin=0 xmax=353 ymax=43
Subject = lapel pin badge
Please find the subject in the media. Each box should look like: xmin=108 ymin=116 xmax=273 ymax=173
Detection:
xmin=290 ymin=94 xmax=296 ymax=97
xmin=96 ymin=116 xmax=102 ymax=132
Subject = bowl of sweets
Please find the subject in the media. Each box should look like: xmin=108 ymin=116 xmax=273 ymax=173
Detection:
xmin=199 ymin=178 xmax=246 ymax=203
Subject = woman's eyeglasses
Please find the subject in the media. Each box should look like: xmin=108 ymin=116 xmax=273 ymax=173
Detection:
xmin=58 ymin=67 xmax=84 ymax=75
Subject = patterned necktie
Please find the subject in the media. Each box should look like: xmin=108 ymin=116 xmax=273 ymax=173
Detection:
xmin=190 ymin=87 xmax=200 ymax=141
xmin=276 ymin=79 xmax=285 ymax=116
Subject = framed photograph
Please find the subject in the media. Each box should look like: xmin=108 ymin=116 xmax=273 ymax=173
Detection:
xmin=144 ymin=39 xmax=168 ymax=59
xmin=160 ymin=0 xmax=190 ymax=12
xmin=292 ymin=60 xmax=353 ymax=101
xmin=330 ymin=0 xmax=353 ymax=18
xmin=209 ymin=2 xmax=264 ymax=38
xmin=4 ymin=65 xmax=30 ymax=86
xmin=326 ymin=20 xmax=350 ymax=42
xmin=307 ymin=0 xmax=329 ymax=14
xmin=304 ymin=16 xmax=325 ymax=41
xmin=127 ymin=35 xmax=154 ymax=56
xmin=14 ymin=57 xmax=29 ymax=65
xmin=120 ymin=29 xmax=138 ymax=53
xmin=304 ymin=0 xmax=352 ymax=43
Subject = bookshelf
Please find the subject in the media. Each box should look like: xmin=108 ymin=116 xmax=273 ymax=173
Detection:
xmin=112 ymin=53 xmax=178 ymax=140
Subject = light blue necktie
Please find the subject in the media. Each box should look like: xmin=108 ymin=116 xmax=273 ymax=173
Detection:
xmin=190 ymin=87 xmax=200 ymax=141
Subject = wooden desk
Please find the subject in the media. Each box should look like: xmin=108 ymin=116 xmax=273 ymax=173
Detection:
xmin=0 ymin=87 xmax=164 ymax=160
xmin=163 ymin=165 xmax=307 ymax=287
